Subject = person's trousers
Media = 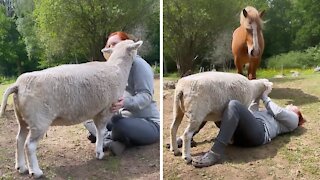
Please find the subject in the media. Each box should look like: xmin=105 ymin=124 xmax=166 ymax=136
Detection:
xmin=106 ymin=115 xmax=160 ymax=146
xmin=212 ymin=100 xmax=266 ymax=154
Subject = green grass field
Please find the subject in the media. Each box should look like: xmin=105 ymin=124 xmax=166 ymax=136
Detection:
xmin=164 ymin=68 xmax=316 ymax=80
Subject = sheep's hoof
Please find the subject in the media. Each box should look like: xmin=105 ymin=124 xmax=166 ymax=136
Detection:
xmin=96 ymin=151 xmax=105 ymax=160
xmin=29 ymin=169 xmax=43 ymax=179
xmin=165 ymin=143 xmax=170 ymax=149
xmin=173 ymin=150 xmax=182 ymax=156
xmin=183 ymin=156 xmax=192 ymax=164
xmin=15 ymin=165 xmax=28 ymax=174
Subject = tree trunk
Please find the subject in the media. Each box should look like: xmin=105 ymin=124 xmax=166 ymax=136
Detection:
xmin=176 ymin=54 xmax=194 ymax=77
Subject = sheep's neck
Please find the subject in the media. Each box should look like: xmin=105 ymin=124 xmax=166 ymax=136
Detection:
xmin=109 ymin=56 xmax=133 ymax=81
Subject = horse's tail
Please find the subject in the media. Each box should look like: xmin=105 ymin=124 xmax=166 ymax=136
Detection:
xmin=0 ymin=84 xmax=18 ymax=117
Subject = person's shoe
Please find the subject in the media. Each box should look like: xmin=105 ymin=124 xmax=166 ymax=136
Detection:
xmin=192 ymin=150 xmax=221 ymax=168
xmin=104 ymin=140 xmax=126 ymax=156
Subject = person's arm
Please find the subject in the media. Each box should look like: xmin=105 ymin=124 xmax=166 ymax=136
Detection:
xmin=123 ymin=58 xmax=154 ymax=111
xmin=262 ymin=96 xmax=299 ymax=131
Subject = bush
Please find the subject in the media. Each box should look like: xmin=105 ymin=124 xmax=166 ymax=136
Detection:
xmin=152 ymin=64 xmax=160 ymax=74
xmin=267 ymin=46 xmax=320 ymax=69
xmin=0 ymin=76 xmax=16 ymax=85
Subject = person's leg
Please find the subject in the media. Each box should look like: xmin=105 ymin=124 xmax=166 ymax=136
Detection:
xmin=193 ymin=100 xmax=265 ymax=168
xmin=214 ymin=100 xmax=265 ymax=152
xmin=104 ymin=115 xmax=159 ymax=155
xmin=111 ymin=116 xmax=160 ymax=146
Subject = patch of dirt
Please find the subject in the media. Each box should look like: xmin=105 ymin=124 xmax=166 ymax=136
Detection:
xmin=0 ymin=79 xmax=160 ymax=179
xmin=163 ymin=76 xmax=320 ymax=179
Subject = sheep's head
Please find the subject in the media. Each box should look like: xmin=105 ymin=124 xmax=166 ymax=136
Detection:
xmin=250 ymin=78 xmax=273 ymax=100
xmin=101 ymin=40 xmax=143 ymax=61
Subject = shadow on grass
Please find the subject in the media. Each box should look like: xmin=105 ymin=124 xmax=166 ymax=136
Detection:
xmin=192 ymin=126 xmax=307 ymax=165
xmin=49 ymin=143 xmax=160 ymax=180
xmin=269 ymin=77 xmax=305 ymax=84
xmin=270 ymin=87 xmax=320 ymax=106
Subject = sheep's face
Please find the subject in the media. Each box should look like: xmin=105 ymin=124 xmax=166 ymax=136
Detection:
xmin=102 ymin=35 xmax=122 ymax=61
xmin=101 ymin=40 xmax=143 ymax=61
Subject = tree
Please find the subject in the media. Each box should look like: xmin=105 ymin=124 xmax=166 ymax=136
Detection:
xmin=262 ymin=0 xmax=294 ymax=63
xmin=291 ymin=0 xmax=320 ymax=49
xmin=0 ymin=4 xmax=32 ymax=76
xmin=164 ymin=0 xmax=240 ymax=76
xmin=14 ymin=0 xmax=43 ymax=61
xmin=33 ymin=0 xmax=158 ymax=67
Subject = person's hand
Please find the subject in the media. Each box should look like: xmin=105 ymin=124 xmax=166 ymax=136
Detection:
xmin=262 ymin=81 xmax=273 ymax=98
xmin=111 ymin=97 xmax=125 ymax=113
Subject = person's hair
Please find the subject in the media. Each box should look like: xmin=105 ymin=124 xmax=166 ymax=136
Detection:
xmin=108 ymin=31 xmax=130 ymax=40
xmin=297 ymin=111 xmax=306 ymax=126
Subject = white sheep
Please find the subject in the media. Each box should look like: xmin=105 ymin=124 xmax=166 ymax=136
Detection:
xmin=169 ymin=71 xmax=271 ymax=163
xmin=0 ymin=40 xmax=142 ymax=178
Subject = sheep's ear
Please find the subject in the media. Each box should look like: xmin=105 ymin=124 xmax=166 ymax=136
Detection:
xmin=263 ymin=81 xmax=273 ymax=88
xmin=127 ymin=41 xmax=143 ymax=51
xmin=101 ymin=48 xmax=113 ymax=54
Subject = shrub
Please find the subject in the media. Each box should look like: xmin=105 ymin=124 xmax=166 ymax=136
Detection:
xmin=267 ymin=46 xmax=320 ymax=69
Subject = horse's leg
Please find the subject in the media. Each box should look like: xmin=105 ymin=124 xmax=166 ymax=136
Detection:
xmin=234 ymin=57 xmax=244 ymax=76
xmin=248 ymin=58 xmax=260 ymax=80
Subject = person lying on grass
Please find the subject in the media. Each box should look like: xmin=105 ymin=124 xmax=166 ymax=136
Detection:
xmin=192 ymin=84 xmax=306 ymax=168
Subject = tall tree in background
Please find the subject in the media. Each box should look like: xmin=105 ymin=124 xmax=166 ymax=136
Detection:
xmin=164 ymin=0 xmax=239 ymax=76
xmin=144 ymin=3 xmax=160 ymax=65
xmin=33 ymin=0 xmax=157 ymax=67
xmin=14 ymin=0 xmax=42 ymax=61
xmin=262 ymin=0 xmax=293 ymax=62
xmin=291 ymin=0 xmax=320 ymax=49
xmin=0 ymin=4 xmax=34 ymax=76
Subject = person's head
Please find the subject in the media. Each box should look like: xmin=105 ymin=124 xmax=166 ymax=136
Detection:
xmin=285 ymin=104 xmax=306 ymax=126
xmin=103 ymin=31 xmax=130 ymax=60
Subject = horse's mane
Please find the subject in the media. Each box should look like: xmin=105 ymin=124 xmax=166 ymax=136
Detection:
xmin=240 ymin=6 xmax=264 ymax=29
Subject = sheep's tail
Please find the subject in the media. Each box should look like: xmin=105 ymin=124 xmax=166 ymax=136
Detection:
xmin=0 ymin=84 xmax=18 ymax=117
xmin=174 ymin=88 xmax=184 ymax=113
xmin=170 ymin=86 xmax=184 ymax=152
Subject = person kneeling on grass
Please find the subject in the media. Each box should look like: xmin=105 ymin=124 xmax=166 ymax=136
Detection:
xmin=192 ymin=84 xmax=306 ymax=168
xmin=84 ymin=31 xmax=160 ymax=156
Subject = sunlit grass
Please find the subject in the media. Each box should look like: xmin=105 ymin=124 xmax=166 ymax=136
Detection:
xmin=0 ymin=83 xmax=13 ymax=105
xmin=164 ymin=68 xmax=318 ymax=80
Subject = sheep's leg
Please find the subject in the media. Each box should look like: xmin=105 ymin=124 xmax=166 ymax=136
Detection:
xmin=25 ymin=126 xmax=48 ymax=178
xmin=93 ymin=115 xmax=110 ymax=160
xmin=182 ymin=120 xmax=203 ymax=164
xmin=14 ymin=107 xmax=28 ymax=174
xmin=170 ymin=103 xmax=184 ymax=156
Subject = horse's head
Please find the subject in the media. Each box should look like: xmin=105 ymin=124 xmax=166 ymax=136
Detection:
xmin=240 ymin=6 xmax=265 ymax=57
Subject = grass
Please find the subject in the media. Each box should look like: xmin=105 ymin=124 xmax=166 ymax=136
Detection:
xmin=0 ymin=76 xmax=16 ymax=85
xmin=0 ymin=83 xmax=12 ymax=105
xmin=164 ymin=68 xmax=318 ymax=80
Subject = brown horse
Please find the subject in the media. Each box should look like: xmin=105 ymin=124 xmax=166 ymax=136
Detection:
xmin=232 ymin=6 xmax=265 ymax=80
